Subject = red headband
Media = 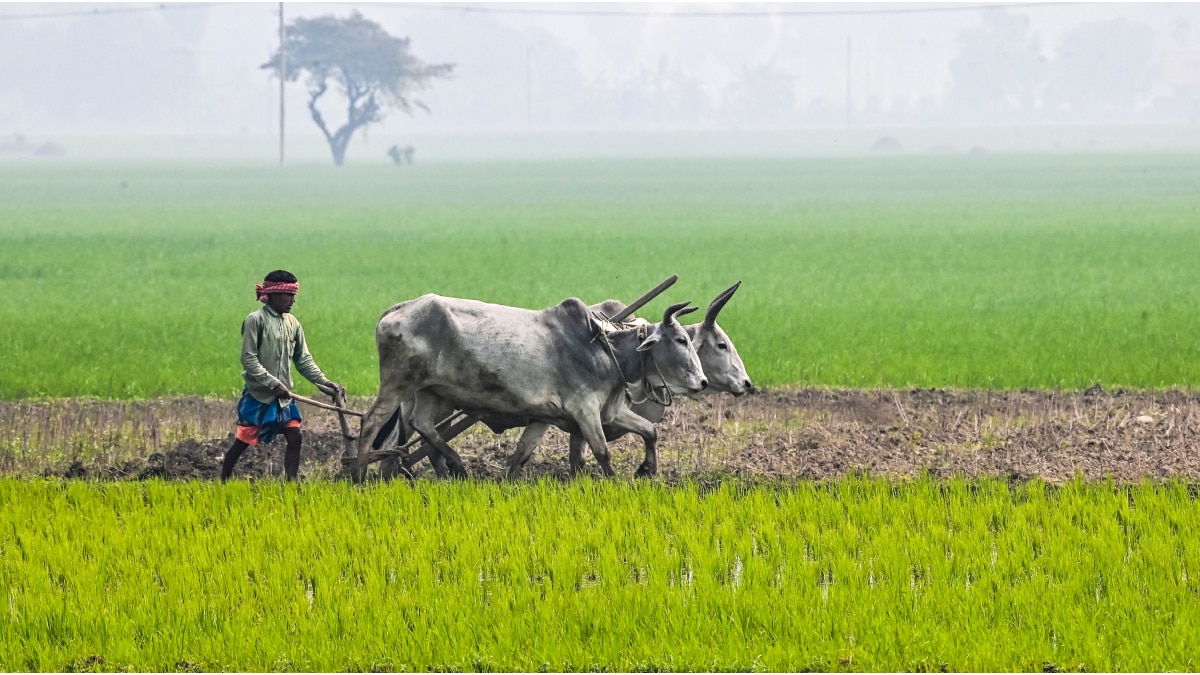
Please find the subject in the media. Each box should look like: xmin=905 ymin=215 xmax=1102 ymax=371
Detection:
xmin=256 ymin=281 xmax=299 ymax=303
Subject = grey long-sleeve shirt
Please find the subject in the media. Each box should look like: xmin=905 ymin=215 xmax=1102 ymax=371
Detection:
xmin=240 ymin=305 xmax=331 ymax=404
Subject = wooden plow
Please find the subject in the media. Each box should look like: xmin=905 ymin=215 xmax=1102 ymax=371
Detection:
xmin=318 ymin=275 xmax=680 ymax=480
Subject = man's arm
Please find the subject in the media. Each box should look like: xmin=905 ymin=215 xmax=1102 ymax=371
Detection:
xmin=241 ymin=313 xmax=283 ymax=392
xmin=291 ymin=321 xmax=333 ymax=390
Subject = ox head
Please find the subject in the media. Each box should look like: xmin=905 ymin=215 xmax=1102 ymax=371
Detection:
xmin=688 ymin=282 xmax=752 ymax=396
xmin=636 ymin=301 xmax=707 ymax=394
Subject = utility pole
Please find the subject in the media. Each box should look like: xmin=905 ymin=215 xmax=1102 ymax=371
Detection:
xmin=267 ymin=61 xmax=273 ymax=133
xmin=845 ymin=36 xmax=852 ymax=129
xmin=279 ymin=2 xmax=286 ymax=166
xmin=525 ymin=44 xmax=533 ymax=131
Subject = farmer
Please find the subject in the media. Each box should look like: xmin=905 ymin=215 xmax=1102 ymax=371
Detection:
xmin=221 ymin=270 xmax=343 ymax=481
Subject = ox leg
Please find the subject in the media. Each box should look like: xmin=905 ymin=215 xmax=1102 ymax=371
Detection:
xmin=381 ymin=400 xmax=452 ymax=479
xmin=567 ymin=434 xmax=588 ymax=476
xmin=409 ymin=392 xmax=468 ymax=479
xmin=608 ymin=407 xmax=659 ymax=478
xmin=356 ymin=386 xmax=409 ymax=482
xmin=507 ymin=422 xmax=551 ymax=479
xmin=575 ymin=408 xmax=657 ymax=478
xmin=379 ymin=456 xmax=400 ymax=480
xmin=429 ymin=451 xmax=451 ymax=478
xmin=424 ymin=398 xmax=461 ymax=478
xmin=412 ymin=440 xmax=450 ymax=478
xmin=573 ymin=409 xmax=615 ymax=477
xmin=423 ymin=399 xmax=465 ymax=478
xmin=573 ymin=408 xmax=658 ymax=478
xmin=378 ymin=411 xmax=415 ymax=481
xmin=379 ymin=457 xmax=413 ymax=482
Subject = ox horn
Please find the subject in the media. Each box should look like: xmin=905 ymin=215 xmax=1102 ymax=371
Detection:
xmin=663 ymin=301 xmax=696 ymax=324
xmin=703 ymin=281 xmax=741 ymax=328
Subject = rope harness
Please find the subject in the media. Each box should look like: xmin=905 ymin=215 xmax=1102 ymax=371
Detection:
xmin=592 ymin=315 xmax=673 ymax=407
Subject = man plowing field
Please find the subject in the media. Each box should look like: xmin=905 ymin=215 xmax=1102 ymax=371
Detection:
xmin=221 ymin=270 xmax=343 ymax=481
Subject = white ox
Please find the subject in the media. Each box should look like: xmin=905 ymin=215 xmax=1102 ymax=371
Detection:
xmin=356 ymin=295 xmax=708 ymax=479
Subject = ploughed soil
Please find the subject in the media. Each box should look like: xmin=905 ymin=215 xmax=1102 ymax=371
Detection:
xmin=16 ymin=387 xmax=1200 ymax=483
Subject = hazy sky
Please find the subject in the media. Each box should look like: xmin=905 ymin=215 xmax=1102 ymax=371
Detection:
xmin=1 ymin=2 xmax=1198 ymax=138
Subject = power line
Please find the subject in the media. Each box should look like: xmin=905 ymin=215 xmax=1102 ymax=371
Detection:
xmin=0 ymin=3 xmax=221 ymax=22
xmin=0 ymin=1 xmax=1078 ymax=23
xmin=376 ymin=2 xmax=1074 ymax=18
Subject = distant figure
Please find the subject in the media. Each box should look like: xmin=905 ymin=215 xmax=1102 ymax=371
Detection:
xmin=0 ymin=133 xmax=33 ymax=155
xmin=870 ymin=136 xmax=902 ymax=153
xmin=1 ymin=135 xmax=65 ymax=157
xmin=388 ymin=144 xmax=415 ymax=165
xmin=34 ymin=142 xmax=65 ymax=157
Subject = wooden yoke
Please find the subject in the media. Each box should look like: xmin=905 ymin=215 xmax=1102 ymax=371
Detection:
xmin=606 ymin=274 xmax=677 ymax=323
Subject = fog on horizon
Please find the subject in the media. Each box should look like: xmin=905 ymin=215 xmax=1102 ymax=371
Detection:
xmin=1 ymin=2 xmax=1198 ymax=160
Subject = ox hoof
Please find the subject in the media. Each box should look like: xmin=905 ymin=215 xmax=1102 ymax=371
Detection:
xmin=634 ymin=463 xmax=658 ymax=479
xmin=378 ymin=457 xmax=401 ymax=481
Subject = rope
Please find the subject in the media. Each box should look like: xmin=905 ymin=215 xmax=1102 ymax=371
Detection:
xmin=593 ymin=316 xmax=672 ymax=407
xmin=631 ymin=323 xmax=673 ymax=406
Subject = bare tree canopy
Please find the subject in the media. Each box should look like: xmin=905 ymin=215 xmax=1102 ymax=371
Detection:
xmin=1046 ymin=19 xmax=1158 ymax=117
xmin=262 ymin=12 xmax=453 ymax=166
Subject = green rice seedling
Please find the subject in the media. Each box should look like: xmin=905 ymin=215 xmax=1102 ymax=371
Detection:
xmin=2 ymin=477 xmax=1199 ymax=671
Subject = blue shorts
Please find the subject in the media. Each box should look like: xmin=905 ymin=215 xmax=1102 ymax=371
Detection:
xmin=235 ymin=391 xmax=303 ymax=445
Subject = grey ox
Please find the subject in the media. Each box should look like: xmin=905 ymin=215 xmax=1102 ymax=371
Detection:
xmin=507 ymin=281 xmax=751 ymax=477
xmin=356 ymin=295 xmax=708 ymax=479
xmin=379 ymin=282 xmax=750 ymax=479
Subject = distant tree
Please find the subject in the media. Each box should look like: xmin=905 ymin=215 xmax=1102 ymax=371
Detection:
xmin=523 ymin=29 xmax=597 ymax=128
xmin=720 ymin=62 xmax=797 ymax=129
xmin=944 ymin=10 xmax=1044 ymax=123
xmin=262 ymin=12 xmax=453 ymax=166
xmin=1044 ymin=19 xmax=1157 ymax=120
xmin=609 ymin=56 xmax=714 ymax=128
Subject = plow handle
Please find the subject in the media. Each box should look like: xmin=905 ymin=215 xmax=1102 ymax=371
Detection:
xmin=290 ymin=392 xmax=364 ymax=417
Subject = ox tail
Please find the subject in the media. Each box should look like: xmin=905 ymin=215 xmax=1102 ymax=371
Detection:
xmin=372 ymin=406 xmax=406 ymax=451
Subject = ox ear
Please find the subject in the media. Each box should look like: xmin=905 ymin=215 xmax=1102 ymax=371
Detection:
xmin=703 ymin=281 xmax=741 ymax=328
xmin=635 ymin=332 xmax=661 ymax=352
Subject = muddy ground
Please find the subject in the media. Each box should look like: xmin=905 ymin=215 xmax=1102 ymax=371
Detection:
xmin=9 ymin=387 xmax=1200 ymax=484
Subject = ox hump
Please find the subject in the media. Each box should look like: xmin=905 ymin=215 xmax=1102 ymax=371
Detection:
xmin=551 ymin=297 xmax=592 ymax=322
xmin=541 ymin=297 xmax=601 ymax=340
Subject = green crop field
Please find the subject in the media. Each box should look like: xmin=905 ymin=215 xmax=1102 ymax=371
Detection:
xmin=5 ymin=149 xmax=1200 ymax=672
xmin=2 ymin=153 xmax=1200 ymax=399
xmin=2 ymin=477 xmax=1198 ymax=672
